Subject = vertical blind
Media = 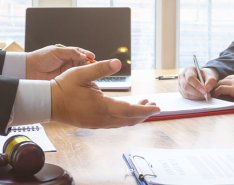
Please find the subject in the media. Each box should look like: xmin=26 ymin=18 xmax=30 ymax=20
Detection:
xmin=0 ymin=0 xmax=32 ymax=47
xmin=2 ymin=1 xmax=233 ymax=69
xmin=0 ymin=0 xmax=156 ymax=70
xmin=179 ymin=0 xmax=234 ymax=68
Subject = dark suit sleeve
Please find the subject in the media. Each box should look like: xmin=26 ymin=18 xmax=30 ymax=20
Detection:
xmin=0 ymin=50 xmax=6 ymax=74
xmin=0 ymin=50 xmax=19 ymax=135
xmin=203 ymin=41 xmax=234 ymax=80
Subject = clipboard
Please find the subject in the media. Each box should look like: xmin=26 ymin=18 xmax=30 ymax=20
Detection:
xmin=123 ymin=153 xmax=157 ymax=185
xmin=123 ymin=148 xmax=234 ymax=185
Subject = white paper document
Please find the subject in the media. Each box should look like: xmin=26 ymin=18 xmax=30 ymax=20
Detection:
xmin=0 ymin=123 xmax=56 ymax=152
xmin=124 ymin=148 xmax=234 ymax=185
xmin=115 ymin=92 xmax=234 ymax=118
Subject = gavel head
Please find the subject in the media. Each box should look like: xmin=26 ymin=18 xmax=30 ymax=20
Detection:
xmin=2 ymin=135 xmax=45 ymax=176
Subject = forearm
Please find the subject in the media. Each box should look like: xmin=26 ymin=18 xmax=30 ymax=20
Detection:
xmin=0 ymin=50 xmax=17 ymax=135
xmin=0 ymin=51 xmax=51 ymax=135
xmin=2 ymin=52 xmax=26 ymax=78
xmin=11 ymin=80 xmax=51 ymax=125
xmin=0 ymin=50 xmax=6 ymax=74
xmin=204 ymin=41 xmax=234 ymax=80
xmin=0 ymin=76 xmax=19 ymax=135
xmin=0 ymin=78 xmax=51 ymax=135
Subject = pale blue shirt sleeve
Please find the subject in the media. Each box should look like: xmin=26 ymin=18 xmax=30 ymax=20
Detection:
xmin=2 ymin=52 xmax=51 ymax=126
xmin=2 ymin=52 xmax=26 ymax=79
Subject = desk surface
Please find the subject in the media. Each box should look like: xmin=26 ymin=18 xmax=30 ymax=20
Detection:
xmin=44 ymin=70 xmax=234 ymax=185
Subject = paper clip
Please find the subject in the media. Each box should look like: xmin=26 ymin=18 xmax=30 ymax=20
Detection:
xmin=129 ymin=155 xmax=157 ymax=181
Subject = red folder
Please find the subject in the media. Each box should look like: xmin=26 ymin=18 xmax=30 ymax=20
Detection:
xmin=115 ymin=92 xmax=234 ymax=122
xmin=145 ymin=109 xmax=234 ymax=122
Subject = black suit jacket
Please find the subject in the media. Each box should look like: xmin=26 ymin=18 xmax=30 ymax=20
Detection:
xmin=204 ymin=41 xmax=234 ymax=80
xmin=0 ymin=50 xmax=19 ymax=135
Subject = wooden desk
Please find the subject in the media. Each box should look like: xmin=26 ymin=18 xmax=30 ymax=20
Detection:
xmin=44 ymin=70 xmax=234 ymax=185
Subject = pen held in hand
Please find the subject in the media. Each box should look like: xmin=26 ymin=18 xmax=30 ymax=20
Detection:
xmin=86 ymin=57 xmax=96 ymax=64
xmin=193 ymin=55 xmax=209 ymax=102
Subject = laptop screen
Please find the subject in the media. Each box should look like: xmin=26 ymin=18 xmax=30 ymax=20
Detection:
xmin=25 ymin=7 xmax=131 ymax=76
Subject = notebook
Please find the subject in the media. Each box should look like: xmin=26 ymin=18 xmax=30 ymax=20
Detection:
xmin=114 ymin=92 xmax=234 ymax=121
xmin=0 ymin=123 xmax=56 ymax=152
xmin=123 ymin=147 xmax=234 ymax=185
xmin=25 ymin=7 xmax=131 ymax=90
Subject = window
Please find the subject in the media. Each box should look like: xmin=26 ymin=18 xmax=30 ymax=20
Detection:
xmin=77 ymin=0 xmax=156 ymax=69
xmin=0 ymin=0 xmax=156 ymax=69
xmin=0 ymin=0 xmax=32 ymax=47
xmin=179 ymin=0 xmax=234 ymax=68
xmin=2 ymin=1 xmax=234 ymax=70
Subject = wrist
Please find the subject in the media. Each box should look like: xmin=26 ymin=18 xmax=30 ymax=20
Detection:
xmin=12 ymin=80 xmax=51 ymax=124
xmin=26 ymin=52 xmax=32 ymax=79
xmin=204 ymin=67 xmax=219 ymax=80
xmin=50 ymin=79 xmax=67 ymax=123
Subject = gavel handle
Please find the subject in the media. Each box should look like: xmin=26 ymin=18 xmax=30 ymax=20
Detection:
xmin=0 ymin=154 xmax=8 ymax=166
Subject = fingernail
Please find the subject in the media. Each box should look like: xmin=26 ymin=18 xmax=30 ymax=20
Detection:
xmin=109 ymin=59 xmax=121 ymax=71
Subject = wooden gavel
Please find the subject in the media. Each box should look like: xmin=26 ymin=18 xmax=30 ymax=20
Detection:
xmin=0 ymin=135 xmax=45 ymax=176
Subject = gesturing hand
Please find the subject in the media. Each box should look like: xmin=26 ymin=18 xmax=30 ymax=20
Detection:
xmin=51 ymin=59 xmax=160 ymax=128
xmin=26 ymin=45 xmax=95 ymax=80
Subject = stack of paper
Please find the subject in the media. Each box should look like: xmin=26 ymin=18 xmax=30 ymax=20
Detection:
xmin=115 ymin=92 xmax=234 ymax=121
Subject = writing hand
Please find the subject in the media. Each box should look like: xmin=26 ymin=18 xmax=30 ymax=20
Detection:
xmin=178 ymin=66 xmax=218 ymax=100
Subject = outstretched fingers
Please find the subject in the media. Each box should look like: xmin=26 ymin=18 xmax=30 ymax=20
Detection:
xmin=109 ymin=98 xmax=160 ymax=118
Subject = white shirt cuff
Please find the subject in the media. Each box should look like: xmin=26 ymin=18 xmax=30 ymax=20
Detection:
xmin=11 ymin=80 xmax=51 ymax=125
xmin=2 ymin=52 xmax=26 ymax=79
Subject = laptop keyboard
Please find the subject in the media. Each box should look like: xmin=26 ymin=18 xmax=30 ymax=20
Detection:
xmin=96 ymin=76 xmax=126 ymax=82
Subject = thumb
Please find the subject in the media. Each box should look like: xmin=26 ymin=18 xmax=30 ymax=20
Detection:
xmin=75 ymin=59 xmax=122 ymax=83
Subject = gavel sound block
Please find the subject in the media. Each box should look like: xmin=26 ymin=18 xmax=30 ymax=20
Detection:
xmin=0 ymin=163 xmax=75 ymax=185
xmin=0 ymin=135 xmax=75 ymax=184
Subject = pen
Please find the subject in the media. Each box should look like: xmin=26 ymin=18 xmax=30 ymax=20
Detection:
xmin=55 ymin=44 xmax=96 ymax=64
xmin=86 ymin=57 xmax=96 ymax=64
xmin=155 ymin=75 xmax=178 ymax=80
xmin=193 ymin=55 xmax=208 ymax=102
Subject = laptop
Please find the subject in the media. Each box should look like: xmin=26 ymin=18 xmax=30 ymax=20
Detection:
xmin=25 ymin=7 xmax=131 ymax=90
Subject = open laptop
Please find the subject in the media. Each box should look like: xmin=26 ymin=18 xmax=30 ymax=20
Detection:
xmin=25 ymin=7 xmax=131 ymax=90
